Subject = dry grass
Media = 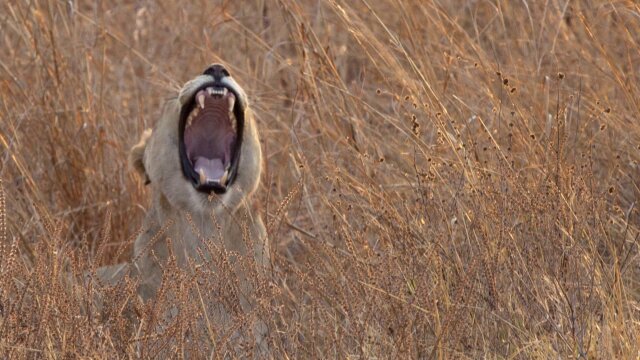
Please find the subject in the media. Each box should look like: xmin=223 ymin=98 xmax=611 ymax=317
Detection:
xmin=1 ymin=0 xmax=640 ymax=358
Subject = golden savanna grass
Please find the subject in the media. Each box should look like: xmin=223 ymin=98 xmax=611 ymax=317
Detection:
xmin=1 ymin=0 xmax=640 ymax=358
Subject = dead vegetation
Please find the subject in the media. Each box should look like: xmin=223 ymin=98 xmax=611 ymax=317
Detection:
xmin=1 ymin=0 xmax=640 ymax=358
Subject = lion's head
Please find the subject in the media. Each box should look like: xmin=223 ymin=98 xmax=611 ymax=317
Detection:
xmin=130 ymin=64 xmax=262 ymax=215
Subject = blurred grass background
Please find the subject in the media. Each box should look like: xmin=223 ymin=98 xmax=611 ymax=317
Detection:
xmin=1 ymin=0 xmax=639 ymax=358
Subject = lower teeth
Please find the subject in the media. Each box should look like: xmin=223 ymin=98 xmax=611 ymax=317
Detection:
xmin=220 ymin=169 xmax=229 ymax=185
xmin=198 ymin=168 xmax=207 ymax=185
xmin=196 ymin=167 xmax=230 ymax=186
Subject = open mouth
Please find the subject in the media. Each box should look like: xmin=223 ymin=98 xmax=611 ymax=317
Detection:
xmin=179 ymin=84 xmax=244 ymax=194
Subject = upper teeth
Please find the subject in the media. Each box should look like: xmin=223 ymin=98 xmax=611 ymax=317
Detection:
xmin=186 ymin=87 xmax=236 ymax=130
xmin=186 ymin=107 xmax=199 ymax=127
xmin=207 ymin=87 xmax=227 ymax=96
xmin=229 ymin=111 xmax=236 ymax=132
xmin=197 ymin=93 xmax=205 ymax=109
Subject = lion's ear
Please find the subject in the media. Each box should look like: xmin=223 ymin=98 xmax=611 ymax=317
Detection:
xmin=129 ymin=129 xmax=153 ymax=185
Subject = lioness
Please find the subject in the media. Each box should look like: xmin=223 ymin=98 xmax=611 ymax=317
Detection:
xmin=97 ymin=64 xmax=270 ymax=353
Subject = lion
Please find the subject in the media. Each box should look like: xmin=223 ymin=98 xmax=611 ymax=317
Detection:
xmin=96 ymin=64 xmax=270 ymax=354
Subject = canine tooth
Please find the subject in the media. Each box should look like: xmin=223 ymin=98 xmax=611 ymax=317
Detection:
xmin=198 ymin=168 xmax=207 ymax=185
xmin=197 ymin=93 xmax=205 ymax=109
xmin=220 ymin=169 xmax=229 ymax=185
xmin=222 ymin=88 xmax=228 ymax=96
xmin=207 ymin=87 xmax=214 ymax=95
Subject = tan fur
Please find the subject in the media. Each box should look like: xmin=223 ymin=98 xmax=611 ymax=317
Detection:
xmin=132 ymin=77 xmax=268 ymax=297
xmin=129 ymin=128 xmax=152 ymax=184
xmin=98 ymin=69 xmax=270 ymax=354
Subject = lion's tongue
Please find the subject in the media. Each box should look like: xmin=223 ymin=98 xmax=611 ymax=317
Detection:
xmin=193 ymin=157 xmax=225 ymax=182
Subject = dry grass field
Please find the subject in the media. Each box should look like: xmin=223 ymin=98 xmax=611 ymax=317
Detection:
xmin=1 ymin=0 xmax=640 ymax=358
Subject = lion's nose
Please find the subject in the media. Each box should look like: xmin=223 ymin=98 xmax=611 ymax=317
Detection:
xmin=203 ymin=64 xmax=230 ymax=80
